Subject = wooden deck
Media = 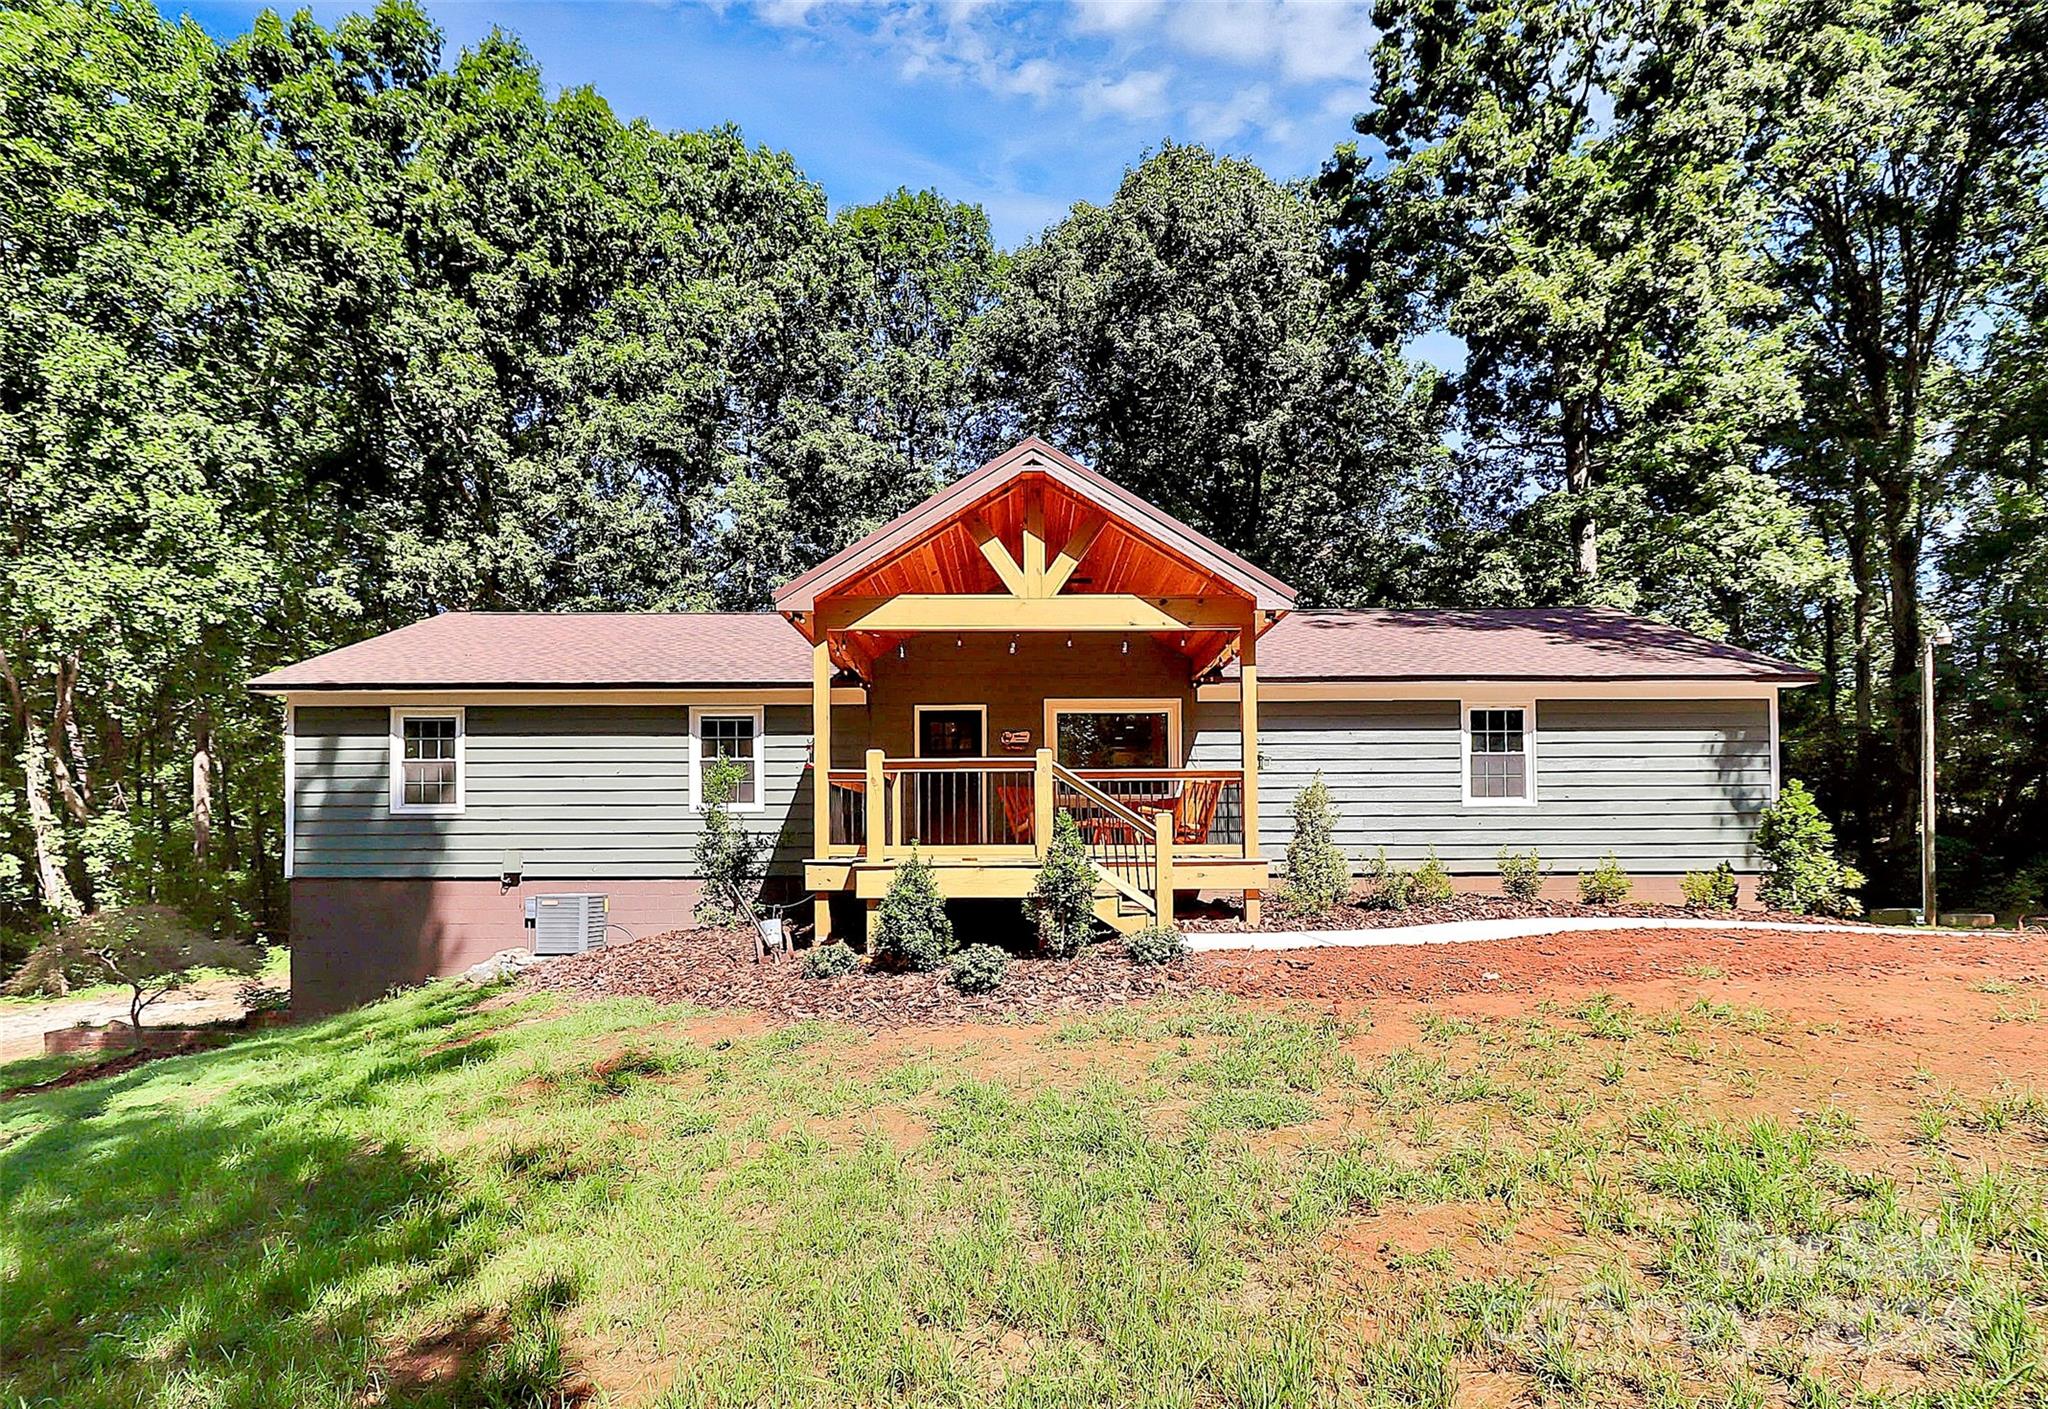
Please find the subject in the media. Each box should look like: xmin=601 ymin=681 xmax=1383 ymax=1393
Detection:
xmin=808 ymin=752 xmax=1268 ymax=935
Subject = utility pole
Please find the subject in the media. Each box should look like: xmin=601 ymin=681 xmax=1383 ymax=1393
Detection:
xmin=1921 ymin=625 xmax=1953 ymax=925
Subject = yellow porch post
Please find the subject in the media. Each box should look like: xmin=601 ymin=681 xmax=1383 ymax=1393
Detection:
xmin=811 ymin=635 xmax=833 ymax=940
xmin=1033 ymin=747 xmax=1054 ymax=857
xmin=1239 ymin=620 xmax=1263 ymax=926
xmin=1153 ymin=809 xmax=1174 ymax=925
xmin=865 ymin=748 xmax=888 ymax=861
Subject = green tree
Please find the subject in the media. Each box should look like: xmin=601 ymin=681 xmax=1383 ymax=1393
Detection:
xmin=693 ymin=757 xmax=763 ymax=927
xmin=981 ymin=143 xmax=1447 ymax=606
xmin=872 ymin=849 xmax=955 ymax=971
xmin=1282 ymin=776 xmax=1351 ymax=914
xmin=1029 ymin=811 xmax=1097 ymax=958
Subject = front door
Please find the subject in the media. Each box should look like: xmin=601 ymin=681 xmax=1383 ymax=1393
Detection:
xmin=914 ymin=707 xmax=984 ymax=846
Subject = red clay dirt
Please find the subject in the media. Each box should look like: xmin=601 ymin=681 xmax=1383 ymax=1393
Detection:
xmin=1195 ymin=925 xmax=2042 ymax=1003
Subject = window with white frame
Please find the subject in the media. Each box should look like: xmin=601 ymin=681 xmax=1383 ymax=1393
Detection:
xmin=390 ymin=709 xmax=464 ymax=814
xmin=1465 ymin=705 xmax=1533 ymax=804
xmin=691 ymin=707 xmax=762 ymax=809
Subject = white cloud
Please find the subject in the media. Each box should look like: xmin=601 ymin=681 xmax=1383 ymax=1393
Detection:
xmin=734 ymin=0 xmax=1374 ymax=161
xmin=1068 ymin=0 xmax=1166 ymax=34
xmin=1079 ymin=68 xmax=1170 ymax=118
xmin=1156 ymin=1 xmax=1375 ymax=84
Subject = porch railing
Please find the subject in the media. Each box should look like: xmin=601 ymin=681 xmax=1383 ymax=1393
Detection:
xmin=1050 ymin=762 xmax=1160 ymax=910
xmin=827 ymin=750 xmax=1245 ymax=923
xmin=1077 ymin=769 xmax=1244 ymax=851
xmin=893 ymin=758 xmax=1036 ymax=850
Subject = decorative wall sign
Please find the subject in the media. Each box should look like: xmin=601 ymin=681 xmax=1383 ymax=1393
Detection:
xmin=999 ymin=729 xmax=1033 ymax=753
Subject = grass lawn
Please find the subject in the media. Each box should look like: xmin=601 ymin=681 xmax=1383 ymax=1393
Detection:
xmin=1 ymin=960 xmax=2043 ymax=1407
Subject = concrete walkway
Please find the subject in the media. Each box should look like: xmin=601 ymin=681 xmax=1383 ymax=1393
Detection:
xmin=1184 ymin=916 xmax=1999 ymax=954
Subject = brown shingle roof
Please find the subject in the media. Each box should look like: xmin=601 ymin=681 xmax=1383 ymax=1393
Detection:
xmin=250 ymin=606 xmax=1814 ymax=691
xmin=1248 ymin=608 xmax=1816 ymax=683
xmin=249 ymin=613 xmax=813 ymax=691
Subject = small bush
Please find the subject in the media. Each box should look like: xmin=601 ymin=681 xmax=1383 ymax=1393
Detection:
xmin=872 ymin=850 xmax=956 ymax=971
xmin=801 ymin=942 xmax=858 ymax=980
xmin=1497 ymin=847 xmax=1546 ymax=901
xmin=1681 ymin=862 xmax=1740 ymax=912
xmin=948 ymin=943 xmax=1008 ymax=993
xmin=1578 ymin=854 xmax=1633 ymax=905
xmin=694 ymin=755 xmax=764 ymax=927
xmin=1282 ymin=774 xmax=1351 ymax=913
xmin=1030 ymin=811 xmax=1098 ymax=958
xmin=1754 ymin=780 xmax=1866 ymax=916
xmin=1411 ymin=848 xmax=1454 ymax=905
xmin=1360 ymin=848 xmax=1413 ymax=910
xmin=1125 ymin=922 xmax=1185 ymax=966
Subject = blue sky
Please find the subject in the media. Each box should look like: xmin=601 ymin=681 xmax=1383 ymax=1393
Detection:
xmin=177 ymin=0 xmax=1382 ymax=248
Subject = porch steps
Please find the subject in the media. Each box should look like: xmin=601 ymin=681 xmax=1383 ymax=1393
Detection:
xmin=1092 ymin=892 xmax=1150 ymax=935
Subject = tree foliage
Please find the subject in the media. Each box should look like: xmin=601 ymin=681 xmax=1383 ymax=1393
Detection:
xmin=1754 ymin=780 xmax=1867 ymax=916
xmin=1282 ymin=776 xmax=1351 ymax=914
xmin=1029 ymin=811 xmax=1098 ymax=959
xmin=3 ymin=905 xmax=258 ymax=1028
xmin=871 ymin=849 xmax=955 ymax=972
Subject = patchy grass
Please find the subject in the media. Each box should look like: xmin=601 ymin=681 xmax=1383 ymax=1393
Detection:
xmin=1 ymin=974 xmax=2044 ymax=1408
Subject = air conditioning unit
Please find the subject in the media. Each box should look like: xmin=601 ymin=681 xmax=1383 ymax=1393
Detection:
xmin=525 ymin=893 xmax=608 ymax=956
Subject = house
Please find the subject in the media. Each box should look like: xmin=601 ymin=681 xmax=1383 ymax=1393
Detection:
xmin=251 ymin=439 xmax=1816 ymax=1014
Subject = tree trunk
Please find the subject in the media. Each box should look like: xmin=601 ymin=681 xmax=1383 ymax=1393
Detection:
xmin=22 ymin=739 xmax=82 ymax=918
xmin=192 ymin=709 xmax=214 ymax=862
xmin=48 ymin=655 xmax=89 ymax=822
xmin=1562 ymin=396 xmax=1597 ymax=584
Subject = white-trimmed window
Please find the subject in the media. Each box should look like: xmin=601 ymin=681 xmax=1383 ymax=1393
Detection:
xmin=390 ymin=708 xmax=465 ymax=815
xmin=691 ymin=706 xmax=763 ymax=811
xmin=1463 ymin=704 xmax=1534 ymax=805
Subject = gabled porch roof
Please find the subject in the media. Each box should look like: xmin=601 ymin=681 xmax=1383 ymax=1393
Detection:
xmin=773 ymin=439 xmax=1295 ymax=685
xmin=773 ymin=438 xmax=1297 ymax=617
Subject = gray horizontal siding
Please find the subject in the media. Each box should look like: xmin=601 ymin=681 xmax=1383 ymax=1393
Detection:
xmin=1192 ymin=696 xmax=1772 ymax=873
xmin=292 ymin=703 xmax=843 ymax=880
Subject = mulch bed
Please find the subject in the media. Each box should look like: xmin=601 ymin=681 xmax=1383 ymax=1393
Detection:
xmin=1179 ymin=894 xmax=1842 ymax=933
xmin=524 ymin=926 xmax=1204 ymax=1028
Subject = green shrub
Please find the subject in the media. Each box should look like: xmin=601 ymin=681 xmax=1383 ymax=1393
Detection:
xmin=1360 ymin=848 xmax=1413 ymax=910
xmin=1578 ymin=854 xmax=1633 ymax=906
xmin=1497 ymin=847 xmax=1546 ymax=901
xmin=948 ymin=943 xmax=1008 ymax=993
xmin=1125 ymin=922 xmax=1185 ymax=966
xmin=693 ymin=755 xmax=763 ymax=927
xmin=1411 ymin=848 xmax=1454 ymax=905
xmin=801 ymin=942 xmax=858 ymax=980
xmin=872 ymin=849 xmax=956 ymax=971
xmin=1681 ymin=862 xmax=1740 ymax=912
xmin=1282 ymin=774 xmax=1351 ymax=913
xmin=1754 ymin=780 xmax=1866 ymax=916
xmin=1030 ymin=811 xmax=1098 ymax=958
